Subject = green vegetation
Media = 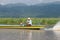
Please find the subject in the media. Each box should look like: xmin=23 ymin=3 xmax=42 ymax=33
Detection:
xmin=0 ymin=18 xmax=59 ymax=25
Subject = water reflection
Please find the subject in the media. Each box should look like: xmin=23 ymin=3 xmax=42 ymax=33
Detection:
xmin=0 ymin=29 xmax=60 ymax=40
xmin=45 ymin=31 xmax=57 ymax=40
xmin=53 ymin=31 xmax=60 ymax=40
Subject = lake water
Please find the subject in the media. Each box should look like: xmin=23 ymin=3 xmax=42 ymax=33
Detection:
xmin=0 ymin=29 xmax=60 ymax=40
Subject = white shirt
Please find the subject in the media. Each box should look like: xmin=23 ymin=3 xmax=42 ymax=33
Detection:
xmin=27 ymin=20 xmax=32 ymax=25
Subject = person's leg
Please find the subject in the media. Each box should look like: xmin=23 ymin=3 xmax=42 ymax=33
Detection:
xmin=26 ymin=24 xmax=31 ymax=26
xmin=29 ymin=24 xmax=31 ymax=26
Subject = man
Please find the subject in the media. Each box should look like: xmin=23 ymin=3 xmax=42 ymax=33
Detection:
xmin=26 ymin=17 xmax=32 ymax=26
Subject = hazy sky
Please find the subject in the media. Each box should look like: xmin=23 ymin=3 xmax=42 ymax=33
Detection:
xmin=0 ymin=0 xmax=60 ymax=5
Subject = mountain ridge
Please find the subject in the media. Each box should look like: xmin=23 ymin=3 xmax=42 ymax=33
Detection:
xmin=0 ymin=2 xmax=60 ymax=18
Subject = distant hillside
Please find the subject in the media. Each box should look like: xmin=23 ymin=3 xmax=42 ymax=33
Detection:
xmin=0 ymin=2 xmax=60 ymax=18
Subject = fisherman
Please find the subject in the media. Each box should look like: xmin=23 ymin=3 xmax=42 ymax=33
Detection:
xmin=26 ymin=17 xmax=32 ymax=26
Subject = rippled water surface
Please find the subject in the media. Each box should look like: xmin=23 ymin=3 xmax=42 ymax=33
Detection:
xmin=0 ymin=29 xmax=60 ymax=40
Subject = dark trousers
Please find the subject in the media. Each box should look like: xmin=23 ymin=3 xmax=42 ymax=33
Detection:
xmin=27 ymin=24 xmax=31 ymax=26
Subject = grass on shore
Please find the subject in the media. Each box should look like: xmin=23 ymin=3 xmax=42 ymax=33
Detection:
xmin=0 ymin=18 xmax=59 ymax=25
